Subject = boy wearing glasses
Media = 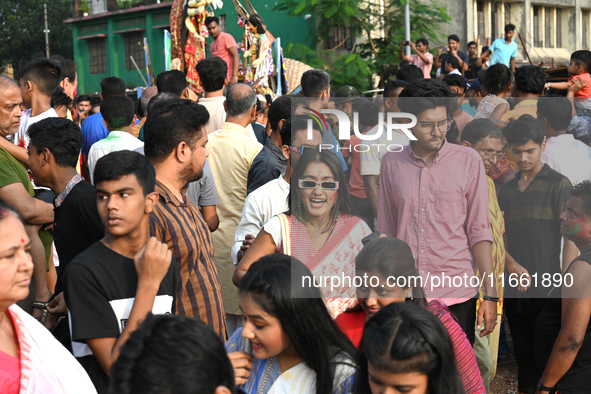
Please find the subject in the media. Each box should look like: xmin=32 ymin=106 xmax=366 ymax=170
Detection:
xmin=377 ymin=79 xmax=497 ymax=346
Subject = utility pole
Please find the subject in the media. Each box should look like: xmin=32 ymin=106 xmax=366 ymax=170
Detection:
xmin=404 ymin=1 xmax=410 ymax=57
xmin=44 ymin=3 xmax=50 ymax=58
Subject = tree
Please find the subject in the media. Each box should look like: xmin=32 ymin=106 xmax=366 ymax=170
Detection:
xmin=0 ymin=0 xmax=74 ymax=76
xmin=275 ymin=0 xmax=451 ymax=91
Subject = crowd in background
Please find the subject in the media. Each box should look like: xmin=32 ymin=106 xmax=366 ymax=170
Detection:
xmin=2 ymin=20 xmax=591 ymax=394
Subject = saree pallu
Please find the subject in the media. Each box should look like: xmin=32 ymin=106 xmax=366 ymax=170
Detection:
xmin=278 ymin=214 xmax=372 ymax=319
xmin=7 ymin=304 xmax=97 ymax=394
xmin=225 ymin=328 xmax=356 ymax=394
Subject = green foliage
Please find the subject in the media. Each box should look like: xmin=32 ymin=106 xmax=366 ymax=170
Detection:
xmin=274 ymin=0 xmax=365 ymax=49
xmin=284 ymin=43 xmax=372 ymax=90
xmin=331 ymin=52 xmax=372 ymax=89
xmin=79 ymin=0 xmax=90 ymax=13
xmin=0 ymin=0 xmax=74 ymax=75
xmin=284 ymin=43 xmax=327 ymax=70
xmin=275 ymin=0 xmax=364 ymax=31
xmin=277 ymin=0 xmax=451 ymax=91
xmin=358 ymin=0 xmax=452 ymax=85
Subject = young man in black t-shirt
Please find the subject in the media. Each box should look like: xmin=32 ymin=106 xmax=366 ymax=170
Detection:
xmin=64 ymin=150 xmax=178 ymax=393
xmin=465 ymin=41 xmax=482 ymax=80
xmin=497 ymin=115 xmax=577 ymax=394
xmin=439 ymin=34 xmax=469 ymax=76
xmin=26 ymin=117 xmax=105 ymax=331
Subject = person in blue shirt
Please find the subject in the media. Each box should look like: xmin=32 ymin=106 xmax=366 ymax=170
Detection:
xmin=477 ymin=24 xmax=517 ymax=73
xmin=81 ymin=77 xmax=126 ymax=180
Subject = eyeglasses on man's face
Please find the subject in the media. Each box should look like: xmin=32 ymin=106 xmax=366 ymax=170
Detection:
xmin=298 ymin=179 xmax=339 ymax=190
xmin=416 ymin=118 xmax=453 ymax=134
xmin=474 ymin=145 xmax=505 ymax=160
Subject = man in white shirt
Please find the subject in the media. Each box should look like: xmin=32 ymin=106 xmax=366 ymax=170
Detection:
xmin=87 ymin=95 xmax=143 ymax=183
xmin=538 ymin=96 xmax=591 ymax=184
xmin=207 ymin=83 xmax=262 ymax=335
xmin=196 ymin=56 xmax=257 ymax=139
xmin=0 ymin=58 xmax=61 ymax=167
xmin=232 ymin=115 xmax=324 ymax=265
xmin=196 ymin=57 xmax=228 ymax=135
xmin=15 ymin=58 xmax=62 ymax=150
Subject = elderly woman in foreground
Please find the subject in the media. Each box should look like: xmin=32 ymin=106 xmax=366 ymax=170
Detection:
xmin=0 ymin=201 xmax=96 ymax=394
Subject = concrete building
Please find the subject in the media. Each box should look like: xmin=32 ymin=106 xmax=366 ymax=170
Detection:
xmin=65 ymin=2 xmax=175 ymax=94
xmin=435 ymin=0 xmax=591 ymax=65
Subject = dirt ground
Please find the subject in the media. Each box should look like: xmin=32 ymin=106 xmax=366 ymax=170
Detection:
xmin=491 ymin=355 xmax=519 ymax=394
xmin=490 ymin=322 xmax=519 ymax=394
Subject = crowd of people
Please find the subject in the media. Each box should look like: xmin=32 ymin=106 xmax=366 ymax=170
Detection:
xmin=1 ymin=21 xmax=591 ymax=394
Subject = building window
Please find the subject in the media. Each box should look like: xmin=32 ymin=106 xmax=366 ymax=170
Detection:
xmin=325 ymin=25 xmax=354 ymax=50
xmin=124 ymin=31 xmax=145 ymax=71
xmin=545 ymin=7 xmax=552 ymax=47
xmin=531 ymin=5 xmax=564 ymax=48
xmin=556 ymin=8 xmax=562 ymax=48
xmin=219 ymin=14 xmax=226 ymax=32
xmin=477 ymin=1 xmax=485 ymax=45
xmin=88 ymin=38 xmax=107 ymax=74
xmin=491 ymin=2 xmax=497 ymax=40
xmin=533 ymin=6 xmax=540 ymax=47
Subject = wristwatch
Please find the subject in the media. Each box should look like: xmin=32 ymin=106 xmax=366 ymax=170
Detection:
xmin=536 ymin=380 xmax=553 ymax=392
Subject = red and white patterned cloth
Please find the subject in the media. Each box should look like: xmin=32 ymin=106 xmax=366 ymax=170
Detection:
xmin=265 ymin=214 xmax=372 ymax=318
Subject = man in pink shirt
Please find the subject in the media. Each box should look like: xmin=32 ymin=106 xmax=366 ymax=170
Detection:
xmin=400 ymin=38 xmax=433 ymax=78
xmin=377 ymin=79 xmax=497 ymax=345
xmin=206 ymin=16 xmax=240 ymax=85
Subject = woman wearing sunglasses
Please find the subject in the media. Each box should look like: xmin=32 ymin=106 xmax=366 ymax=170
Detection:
xmin=233 ymin=149 xmax=372 ymax=318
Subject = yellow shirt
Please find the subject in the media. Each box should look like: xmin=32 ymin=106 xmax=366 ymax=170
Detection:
xmin=500 ymin=99 xmax=538 ymax=123
xmin=477 ymin=176 xmax=506 ymax=315
xmin=207 ymin=122 xmax=263 ymax=314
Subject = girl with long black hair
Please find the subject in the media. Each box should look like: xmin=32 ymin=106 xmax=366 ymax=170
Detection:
xmin=226 ymin=254 xmax=357 ymax=393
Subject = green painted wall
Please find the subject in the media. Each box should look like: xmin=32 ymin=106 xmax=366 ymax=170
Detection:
xmin=70 ymin=1 xmax=312 ymax=94
xmin=71 ymin=6 xmax=171 ymax=94
xmin=207 ymin=1 xmax=315 ymax=51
